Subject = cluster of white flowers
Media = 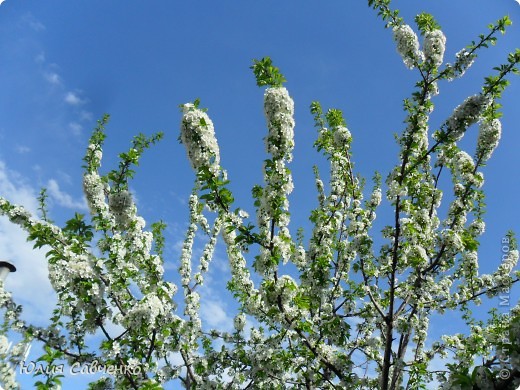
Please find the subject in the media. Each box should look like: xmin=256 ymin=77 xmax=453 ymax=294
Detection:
xmin=0 ymin=335 xmax=9 ymax=356
xmin=455 ymin=49 xmax=475 ymax=71
xmin=476 ymin=118 xmax=501 ymax=161
xmin=221 ymin=224 xmax=259 ymax=314
xmin=1 ymin=196 xmax=112 ymax=335
xmin=446 ymin=48 xmax=476 ymax=81
xmin=254 ymin=87 xmax=296 ymax=274
xmin=260 ymin=275 xmax=298 ymax=315
xmin=124 ymin=293 xmax=166 ymax=329
xmin=445 ymin=94 xmax=492 ymax=141
xmin=423 ymin=29 xmax=446 ymax=67
xmin=127 ymin=218 xmax=153 ymax=257
xmin=440 ymin=229 xmax=464 ymax=254
xmin=83 ymin=172 xmax=112 ymax=223
xmin=0 ymin=361 xmax=18 ymax=390
xmin=291 ymin=245 xmax=307 ymax=269
xmin=1 ymin=203 xmax=31 ymax=226
xmin=469 ymin=219 xmax=485 ymax=236
xmin=369 ymin=188 xmax=382 ymax=208
xmin=392 ymin=24 xmax=424 ymax=69
xmin=490 ymin=249 xmax=520 ymax=290
xmin=387 ymin=182 xmax=407 ymax=204
xmin=108 ymin=190 xmax=135 ymax=228
xmin=263 ymin=87 xmax=295 ymax=160
xmin=48 ymin=250 xmax=100 ymax=302
xmin=450 ymin=150 xmax=477 ymax=186
xmin=0 ymin=333 xmax=20 ymax=390
xmin=410 ymin=245 xmax=429 ymax=266
xmin=180 ymin=103 xmax=220 ymax=172
xmin=402 ymin=114 xmax=430 ymax=160
xmin=333 ymin=126 xmax=351 ymax=148
xmin=196 ymin=217 xmax=221 ymax=280
xmin=271 ymin=228 xmax=293 ymax=264
xmin=233 ymin=313 xmax=246 ymax=332
xmin=86 ymin=143 xmax=103 ymax=166
xmin=180 ymin=194 xmax=198 ymax=287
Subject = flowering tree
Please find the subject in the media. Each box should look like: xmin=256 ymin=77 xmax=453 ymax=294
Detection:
xmin=1 ymin=1 xmax=520 ymax=389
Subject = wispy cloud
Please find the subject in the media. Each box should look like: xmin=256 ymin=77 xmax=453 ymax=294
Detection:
xmin=64 ymin=91 xmax=85 ymax=106
xmin=69 ymin=122 xmax=83 ymax=136
xmin=44 ymin=72 xmax=61 ymax=86
xmin=15 ymin=145 xmax=30 ymax=154
xmin=46 ymin=179 xmax=87 ymax=210
xmin=199 ymin=262 xmax=236 ymax=332
xmin=0 ymin=161 xmax=55 ymax=324
xmin=21 ymin=13 xmax=45 ymax=32
xmin=80 ymin=110 xmax=93 ymax=122
xmin=34 ymin=52 xmax=45 ymax=64
xmin=200 ymin=299 xmax=233 ymax=331
xmin=34 ymin=49 xmax=93 ymax=136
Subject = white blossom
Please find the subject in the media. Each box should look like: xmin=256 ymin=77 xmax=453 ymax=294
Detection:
xmin=446 ymin=94 xmax=492 ymax=141
xmin=333 ymin=126 xmax=351 ymax=148
xmin=393 ymin=24 xmax=424 ymax=69
xmin=124 ymin=293 xmax=166 ymax=329
xmin=108 ymin=190 xmax=135 ymax=228
xmin=263 ymin=87 xmax=295 ymax=160
xmin=424 ymin=29 xmax=446 ymax=67
xmin=446 ymin=48 xmax=476 ymax=80
xmin=233 ymin=313 xmax=246 ymax=332
xmin=476 ymin=118 xmax=501 ymax=161
xmin=180 ymin=103 xmax=220 ymax=172
xmin=0 ymin=335 xmax=9 ymax=355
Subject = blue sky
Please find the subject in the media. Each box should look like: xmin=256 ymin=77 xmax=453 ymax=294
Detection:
xmin=0 ymin=0 xmax=519 ymax=388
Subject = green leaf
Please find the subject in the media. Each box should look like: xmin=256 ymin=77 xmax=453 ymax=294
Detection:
xmin=250 ymin=57 xmax=287 ymax=87
xmin=415 ymin=12 xmax=441 ymax=35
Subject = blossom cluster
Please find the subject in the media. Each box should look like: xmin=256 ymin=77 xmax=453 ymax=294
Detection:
xmin=423 ymin=29 xmax=446 ymax=67
xmin=263 ymin=87 xmax=295 ymax=161
xmin=254 ymin=87 xmax=295 ymax=274
xmin=444 ymin=94 xmax=492 ymax=141
xmin=108 ymin=190 xmax=135 ymax=228
xmin=392 ymin=24 xmax=424 ymax=69
xmin=0 ymin=334 xmax=19 ymax=390
xmin=83 ymin=171 xmax=112 ymax=225
xmin=476 ymin=118 xmax=502 ymax=161
xmin=123 ymin=293 xmax=168 ymax=329
xmin=180 ymin=103 xmax=220 ymax=172
xmin=445 ymin=48 xmax=477 ymax=80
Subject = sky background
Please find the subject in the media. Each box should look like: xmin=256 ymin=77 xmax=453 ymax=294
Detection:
xmin=0 ymin=0 xmax=519 ymax=388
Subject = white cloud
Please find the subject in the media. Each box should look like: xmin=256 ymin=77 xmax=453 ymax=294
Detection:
xmin=56 ymin=171 xmax=72 ymax=185
xmin=15 ymin=145 xmax=30 ymax=154
xmin=80 ymin=110 xmax=93 ymax=122
xmin=44 ymin=72 xmax=61 ymax=86
xmin=0 ymin=161 xmax=55 ymax=324
xmin=69 ymin=122 xmax=83 ymax=136
xmin=64 ymin=91 xmax=84 ymax=106
xmin=200 ymin=298 xmax=233 ymax=332
xmin=199 ymin=271 xmax=235 ymax=332
xmin=46 ymin=179 xmax=87 ymax=211
xmin=21 ymin=13 xmax=45 ymax=32
xmin=34 ymin=52 xmax=45 ymax=64
xmin=0 ymin=161 xmax=39 ymax=215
